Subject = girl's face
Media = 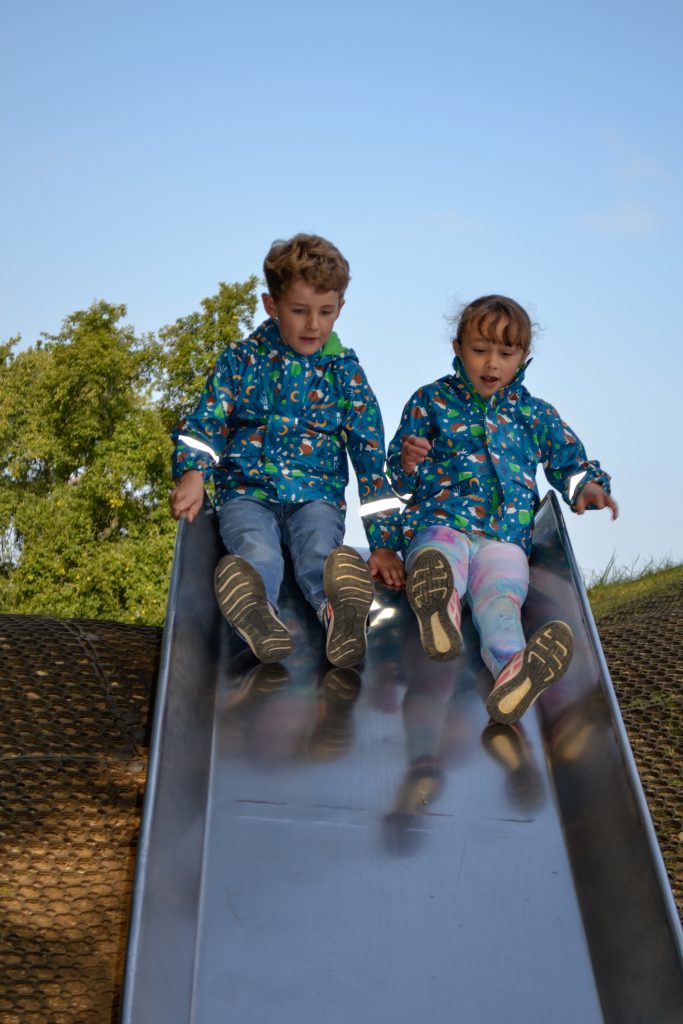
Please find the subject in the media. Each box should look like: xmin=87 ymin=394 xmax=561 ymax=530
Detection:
xmin=454 ymin=316 xmax=526 ymax=399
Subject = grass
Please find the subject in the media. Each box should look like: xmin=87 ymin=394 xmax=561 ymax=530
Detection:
xmin=586 ymin=555 xmax=683 ymax=621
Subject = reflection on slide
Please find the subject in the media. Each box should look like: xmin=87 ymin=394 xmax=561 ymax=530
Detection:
xmin=121 ymin=494 xmax=683 ymax=1024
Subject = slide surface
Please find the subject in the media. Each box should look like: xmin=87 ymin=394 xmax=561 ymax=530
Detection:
xmin=121 ymin=494 xmax=683 ymax=1024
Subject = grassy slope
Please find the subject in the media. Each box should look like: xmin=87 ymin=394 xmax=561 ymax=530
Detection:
xmin=587 ymin=563 xmax=683 ymax=621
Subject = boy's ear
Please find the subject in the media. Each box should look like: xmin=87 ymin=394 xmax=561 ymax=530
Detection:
xmin=452 ymin=338 xmax=461 ymax=356
xmin=262 ymin=292 xmax=277 ymax=318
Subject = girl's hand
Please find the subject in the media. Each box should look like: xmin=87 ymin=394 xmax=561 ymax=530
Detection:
xmin=400 ymin=434 xmax=431 ymax=474
xmin=574 ymin=482 xmax=619 ymax=520
xmin=368 ymin=548 xmax=406 ymax=589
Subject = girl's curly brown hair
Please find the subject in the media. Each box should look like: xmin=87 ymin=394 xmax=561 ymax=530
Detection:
xmin=455 ymin=295 xmax=536 ymax=354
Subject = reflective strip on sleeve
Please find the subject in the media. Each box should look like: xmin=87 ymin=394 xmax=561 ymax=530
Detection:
xmin=359 ymin=497 xmax=403 ymax=517
xmin=178 ymin=434 xmax=220 ymax=464
xmin=568 ymin=471 xmax=587 ymax=501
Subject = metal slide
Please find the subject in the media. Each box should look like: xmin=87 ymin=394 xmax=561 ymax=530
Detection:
xmin=120 ymin=493 xmax=683 ymax=1024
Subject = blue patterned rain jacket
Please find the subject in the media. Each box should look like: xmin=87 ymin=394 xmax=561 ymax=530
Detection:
xmin=172 ymin=318 xmax=402 ymax=550
xmin=387 ymin=355 xmax=611 ymax=555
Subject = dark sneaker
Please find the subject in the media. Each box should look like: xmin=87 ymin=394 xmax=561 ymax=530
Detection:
xmin=383 ymin=756 xmax=445 ymax=854
xmin=226 ymin=661 xmax=289 ymax=712
xmin=308 ymin=667 xmax=361 ymax=761
xmin=214 ymin=555 xmax=293 ymax=663
xmin=481 ymin=723 xmax=544 ymax=811
xmin=406 ymin=548 xmax=462 ymax=661
xmin=486 ymin=620 xmax=573 ymax=725
xmin=221 ymin=662 xmax=289 ymax=756
xmin=323 ymin=546 xmax=374 ymax=668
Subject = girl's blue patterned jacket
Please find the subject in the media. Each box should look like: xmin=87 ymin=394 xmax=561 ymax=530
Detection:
xmin=172 ymin=318 xmax=402 ymax=551
xmin=387 ymin=355 xmax=611 ymax=554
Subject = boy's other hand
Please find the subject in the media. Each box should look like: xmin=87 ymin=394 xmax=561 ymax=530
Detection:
xmin=400 ymin=434 xmax=431 ymax=474
xmin=368 ymin=548 xmax=406 ymax=589
xmin=169 ymin=470 xmax=205 ymax=523
xmin=573 ymin=482 xmax=619 ymax=520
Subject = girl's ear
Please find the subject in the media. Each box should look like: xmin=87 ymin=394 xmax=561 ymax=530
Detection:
xmin=262 ymin=292 xmax=277 ymax=318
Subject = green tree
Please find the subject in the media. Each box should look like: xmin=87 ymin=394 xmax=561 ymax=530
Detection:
xmin=157 ymin=277 xmax=258 ymax=430
xmin=0 ymin=279 xmax=258 ymax=624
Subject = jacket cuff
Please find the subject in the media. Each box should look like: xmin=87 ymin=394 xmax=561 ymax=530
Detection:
xmin=569 ymin=469 xmax=611 ymax=507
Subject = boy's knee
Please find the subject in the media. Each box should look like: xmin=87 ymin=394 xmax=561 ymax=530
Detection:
xmin=289 ymin=501 xmax=344 ymax=550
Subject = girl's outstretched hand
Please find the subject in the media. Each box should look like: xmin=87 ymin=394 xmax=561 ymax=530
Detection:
xmin=401 ymin=434 xmax=431 ymax=474
xmin=368 ymin=548 xmax=406 ymax=589
xmin=573 ymin=482 xmax=619 ymax=519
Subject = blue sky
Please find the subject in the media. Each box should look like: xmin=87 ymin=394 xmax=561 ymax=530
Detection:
xmin=3 ymin=0 xmax=681 ymax=577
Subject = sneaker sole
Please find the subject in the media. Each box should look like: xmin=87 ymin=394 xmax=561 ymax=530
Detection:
xmin=308 ymin=668 xmax=362 ymax=761
xmin=214 ymin=555 xmax=293 ymax=663
xmin=486 ymin=620 xmax=574 ymax=725
xmin=406 ymin=549 xmax=462 ymax=661
xmin=322 ymin=666 xmax=363 ymax=702
xmin=323 ymin=546 xmax=374 ymax=668
xmin=227 ymin=662 xmax=289 ymax=711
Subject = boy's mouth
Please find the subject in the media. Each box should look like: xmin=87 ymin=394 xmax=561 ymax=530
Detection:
xmin=481 ymin=375 xmax=499 ymax=386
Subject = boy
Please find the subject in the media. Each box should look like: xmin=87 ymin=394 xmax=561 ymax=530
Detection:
xmin=170 ymin=234 xmax=405 ymax=668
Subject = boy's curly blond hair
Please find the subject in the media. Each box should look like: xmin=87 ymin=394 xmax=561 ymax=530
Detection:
xmin=263 ymin=234 xmax=350 ymax=300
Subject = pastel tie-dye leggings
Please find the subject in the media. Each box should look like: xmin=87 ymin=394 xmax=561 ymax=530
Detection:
xmin=405 ymin=526 xmax=529 ymax=678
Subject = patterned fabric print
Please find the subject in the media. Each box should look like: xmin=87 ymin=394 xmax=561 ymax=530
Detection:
xmin=172 ymin=318 xmax=402 ymax=551
xmin=406 ymin=526 xmax=529 ymax=677
xmin=387 ymin=355 xmax=611 ymax=555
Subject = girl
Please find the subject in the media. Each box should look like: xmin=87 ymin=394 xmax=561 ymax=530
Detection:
xmin=387 ymin=295 xmax=618 ymax=725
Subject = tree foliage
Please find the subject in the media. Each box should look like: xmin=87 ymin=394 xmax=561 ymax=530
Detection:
xmin=157 ymin=277 xmax=258 ymax=431
xmin=0 ymin=281 xmax=258 ymax=624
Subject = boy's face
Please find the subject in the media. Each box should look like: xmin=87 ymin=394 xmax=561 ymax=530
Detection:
xmin=263 ymin=280 xmax=344 ymax=356
xmin=454 ymin=316 xmax=526 ymax=399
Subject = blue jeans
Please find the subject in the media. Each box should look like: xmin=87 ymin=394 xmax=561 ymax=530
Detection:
xmin=218 ymin=497 xmax=345 ymax=615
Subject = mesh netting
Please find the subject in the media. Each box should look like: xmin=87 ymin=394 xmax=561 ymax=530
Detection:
xmin=595 ymin=577 xmax=683 ymax=913
xmin=0 ymin=616 xmax=158 ymax=1024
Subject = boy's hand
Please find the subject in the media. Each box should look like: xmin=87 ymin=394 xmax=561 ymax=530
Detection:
xmin=368 ymin=548 xmax=406 ymax=589
xmin=573 ymin=482 xmax=619 ymax=520
xmin=400 ymin=435 xmax=431 ymax=474
xmin=169 ymin=470 xmax=205 ymax=523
